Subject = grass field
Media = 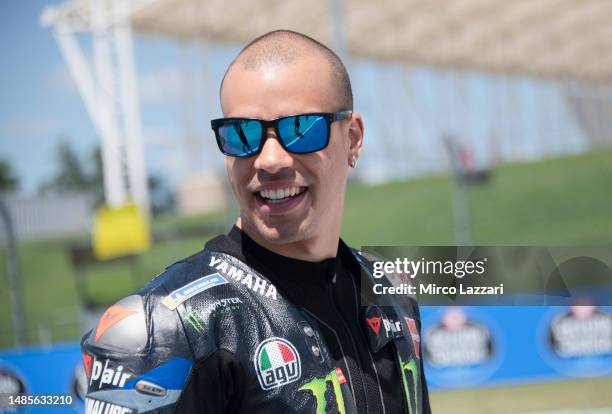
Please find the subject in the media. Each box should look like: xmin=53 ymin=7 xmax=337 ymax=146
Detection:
xmin=0 ymin=212 xmax=226 ymax=347
xmin=0 ymin=149 xmax=611 ymax=349
xmin=0 ymin=149 xmax=611 ymax=412
xmin=430 ymin=377 xmax=612 ymax=414
xmin=342 ymin=148 xmax=612 ymax=245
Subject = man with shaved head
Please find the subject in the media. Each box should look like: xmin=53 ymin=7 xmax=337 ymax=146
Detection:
xmin=82 ymin=30 xmax=430 ymax=413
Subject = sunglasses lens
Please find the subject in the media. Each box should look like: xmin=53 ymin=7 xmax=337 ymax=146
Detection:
xmin=277 ymin=115 xmax=328 ymax=154
xmin=216 ymin=120 xmax=262 ymax=157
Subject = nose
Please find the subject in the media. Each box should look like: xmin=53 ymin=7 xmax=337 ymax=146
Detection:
xmin=253 ymin=128 xmax=294 ymax=173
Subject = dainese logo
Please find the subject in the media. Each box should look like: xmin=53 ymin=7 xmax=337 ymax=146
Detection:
xmin=95 ymin=305 xmax=137 ymax=341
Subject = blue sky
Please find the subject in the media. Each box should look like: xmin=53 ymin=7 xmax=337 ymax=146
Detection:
xmin=1 ymin=1 xmax=98 ymax=194
xmin=0 ymin=1 xmax=588 ymax=196
xmin=0 ymin=1 xmax=239 ymax=195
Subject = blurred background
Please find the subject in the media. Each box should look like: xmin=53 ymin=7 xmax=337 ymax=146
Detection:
xmin=0 ymin=0 xmax=611 ymax=412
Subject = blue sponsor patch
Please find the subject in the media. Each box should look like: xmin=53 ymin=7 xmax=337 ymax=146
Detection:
xmin=124 ymin=357 xmax=193 ymax=390
xmin=162 ymin=273 xmax=227 ymax=310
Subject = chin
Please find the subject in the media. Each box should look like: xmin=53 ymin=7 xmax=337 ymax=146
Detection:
xmin=253 ymin=217 xmax=314 ymax=246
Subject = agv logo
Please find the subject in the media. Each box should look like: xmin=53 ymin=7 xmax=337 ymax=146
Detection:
xmin=254 ymin=337 xmax=301 ymax=390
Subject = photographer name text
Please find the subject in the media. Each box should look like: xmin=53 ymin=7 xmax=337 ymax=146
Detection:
xmin=372 ymin=257 xmax=504 ymax=297
xmin=373 ymin=282 xmax=504 ymax=296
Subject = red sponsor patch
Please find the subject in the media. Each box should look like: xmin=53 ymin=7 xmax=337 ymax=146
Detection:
xmin=405 ymin=317 xmax=421 ymax=358
xmin=95 ymin=305 xmax=137 ymax=341
xmin=82 ymin=352 xmax=93 ymax=378
xmin=367 ymin=317 xmax=382 ymax=335
xmin=335 ymin=367 xmax=347 ymax=385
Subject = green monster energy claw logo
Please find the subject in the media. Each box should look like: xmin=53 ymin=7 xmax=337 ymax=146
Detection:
xmin=298 ymin=368 xmax=347 ymax=414
xmin=399 ymin=355 xmax=420 ymax=414
xmin=185 ymin=311 xmax=205 ymax=333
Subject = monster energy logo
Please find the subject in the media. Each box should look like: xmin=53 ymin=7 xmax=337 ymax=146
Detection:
xmin=399 ymin=355 xmax=420 ymax=414
xmin=298 ymin=368 xmax=346 ymax=414
xmin=185 ymin=311 xmax=205 ymax=333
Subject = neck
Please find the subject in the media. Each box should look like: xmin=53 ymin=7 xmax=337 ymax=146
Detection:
xmin=236 ymin=219 xmax=340 ymax=262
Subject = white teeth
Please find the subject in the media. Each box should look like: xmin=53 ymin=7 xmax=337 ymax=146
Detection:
xmin=259 ymin=186 xmax=304 ymax=201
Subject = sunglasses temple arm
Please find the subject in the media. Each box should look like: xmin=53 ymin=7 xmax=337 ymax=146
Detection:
xmin=334 ymin=111 xmax=353 ymax=121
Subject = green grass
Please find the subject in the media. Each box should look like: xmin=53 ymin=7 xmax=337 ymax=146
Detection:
xmin=430 ymin=377 xmax=612 ymax=414
xmin=342 ymin=149 xmax=612 ymax=246
xmin=81 ymin=236 xmax=212 ymax=306
xmin=150 ymin=210 xmax=228 ymax=234
xmin=0 ymin=238 xmax=81 ymax=347
xmin=343 ymin=174 xmax=455 ymax=245
xmin=0 ymin=228 xmax=217 ymax=348
xmin=0 ymin=149 xmax=611 ymax=348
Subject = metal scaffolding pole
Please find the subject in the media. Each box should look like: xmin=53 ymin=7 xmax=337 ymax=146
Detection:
xmin=114 ymin=0 xmax=150 ymax=216
xmin=328 ymin=0 xmax=349 ymax=64
xmin=43 ymin=0 xmax=150 ymax=214
xmin=90 ymin=0 xmax=128 ymax=208
xmin=0 ymin=198 xmax=26 ymax=347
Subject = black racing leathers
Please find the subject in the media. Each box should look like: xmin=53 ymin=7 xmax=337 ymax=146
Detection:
xmin=81 ymin=227 xmax=430 ymax=413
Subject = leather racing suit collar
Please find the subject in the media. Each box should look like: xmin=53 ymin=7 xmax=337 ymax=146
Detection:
xmin=205 ymin=225 xmax=361 ymax=288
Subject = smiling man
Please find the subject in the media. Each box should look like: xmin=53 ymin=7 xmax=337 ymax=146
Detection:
xmin=81 ymin=30 xmax=430 ymax=413
xmin=217 ymin=32 xmax=359 ymax=262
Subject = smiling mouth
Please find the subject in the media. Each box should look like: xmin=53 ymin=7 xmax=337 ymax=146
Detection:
xmin=256 ymin=186 xmax=307 ymax=204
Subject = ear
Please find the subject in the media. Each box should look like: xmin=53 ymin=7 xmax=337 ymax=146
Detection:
xmin=347 ymin=113 xmax=364 ymax=164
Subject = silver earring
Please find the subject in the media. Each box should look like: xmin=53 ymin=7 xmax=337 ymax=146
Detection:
xmin=349 ymin=155 xmax=357 ymax=168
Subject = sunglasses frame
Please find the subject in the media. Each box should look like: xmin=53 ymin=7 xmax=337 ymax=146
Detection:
xmin=210 ymin=110 xmax=353 ymax=158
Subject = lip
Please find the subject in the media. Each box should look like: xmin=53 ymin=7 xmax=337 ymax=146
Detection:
xmin=254 ymin=188 xmax=308 ymax=215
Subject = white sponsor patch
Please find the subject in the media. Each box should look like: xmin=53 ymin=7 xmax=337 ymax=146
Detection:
xmin=89 ymin=357 xmax=132 ymax=389
xmin=207 ymin=297 xmax=242 ymax=315
xmin=86 ymin=398 xmax=135 ymax=414
xmin=162 ymin=273 xmax=228 ymax=310
xmin=209 ymin=256 xmax=278 ymax=300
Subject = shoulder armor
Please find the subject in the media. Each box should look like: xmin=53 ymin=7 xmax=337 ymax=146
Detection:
xmin=86 ymin=294 xmax=148 ymax=355
xmin=81 ymin=256 xmax=204 ymax=413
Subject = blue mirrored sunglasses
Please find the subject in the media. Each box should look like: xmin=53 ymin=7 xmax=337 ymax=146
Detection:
xmin=210 ymin=111 xmax=352 ymax=158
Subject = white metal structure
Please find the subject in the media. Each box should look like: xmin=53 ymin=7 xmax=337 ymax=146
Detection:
xmin=41 ymin=0 xmax=151 ymax=213
xmin=41 ymin=0 xmax=612 ymax=214
xmin=42 ymin=0 xmax=612 ymax=83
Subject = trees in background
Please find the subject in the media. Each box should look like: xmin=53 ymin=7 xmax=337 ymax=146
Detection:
xmin=38 ymin=141 xmax=103 ymax=205
xmin=39 ymin=140 xmax=174 ymax=215
xmin=0 ymin=159 xmax=19 ymax=192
